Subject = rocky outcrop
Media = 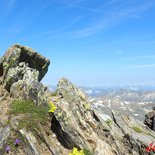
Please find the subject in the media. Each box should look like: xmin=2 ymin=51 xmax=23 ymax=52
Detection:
xmin=0 ymin=44 xmax=50 ymax=82
xmin=0 ymin=44 xmax=50 ymax=105
xmin=52 ymin=78 xmax=116 ymax=155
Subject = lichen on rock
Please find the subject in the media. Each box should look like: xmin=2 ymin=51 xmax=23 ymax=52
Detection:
xmin=0 ymin=44 xmax=50 ymax=106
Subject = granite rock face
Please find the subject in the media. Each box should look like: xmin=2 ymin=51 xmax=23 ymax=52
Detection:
xmin=0 ymin=44 xmax=50 ymax=105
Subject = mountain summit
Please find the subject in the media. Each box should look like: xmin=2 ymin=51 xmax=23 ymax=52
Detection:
xmin=0 ymin=44 xmax=155 ymax=155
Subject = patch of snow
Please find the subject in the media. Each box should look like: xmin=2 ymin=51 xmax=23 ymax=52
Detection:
xmin=120 ymin=102 xmax=124 ymax=106
xmin=97 ymin=100 xmax=103 ymax=104
xmin=124 ymin=101 xmax=130 ymax=105
xmin=144 ymin=108 xmax=149 ymax=112
xmin=99 ymin=114 xmax=112 ymax=121
xmin=108 ymin=99 xmax=111 ymax=107
xmin=120 ymin=107 xmax=126 ymax=110
xmin=134 ymin=114 xmax=139 ymax=116
xmin=129 ymin=109 xmax=133 ymax=112
xmin=89 ymin=98 xmax=95 ymax=102
xmin=93 ymin=101 xmax=105 ymax=108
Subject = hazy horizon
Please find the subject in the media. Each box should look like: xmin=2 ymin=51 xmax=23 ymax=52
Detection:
xmin=1 ymin=0 xmax=155 ymax=87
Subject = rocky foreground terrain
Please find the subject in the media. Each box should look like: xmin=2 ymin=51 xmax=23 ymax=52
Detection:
xmin=0 ymin=44 xmax=155 ymax=155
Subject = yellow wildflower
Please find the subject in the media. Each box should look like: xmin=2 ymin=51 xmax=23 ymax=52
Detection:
xmin=69 ymin=147 xmax=85 ymax=155
xmin=48 ymin=101 xmax=57 ymax=113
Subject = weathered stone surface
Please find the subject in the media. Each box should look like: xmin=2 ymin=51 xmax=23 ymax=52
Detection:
xmin=0 ymin=126 xmax=10 ymax=155
xmin=51 ymin=78 xmax=119 ymax=154
xmin=1 ymin=44 xmax=50 ymax=81
xmin=0 ymin=44 xmax=50 ymax=105
xmin=19 ymin=129 xmax=40 ymax=155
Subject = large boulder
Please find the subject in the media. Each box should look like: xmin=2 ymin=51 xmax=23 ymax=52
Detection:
xmin=0 ymin=44 xmax=50 ymax=82
xmin=0 ymin=44 xmax=50 ymax=105
xmin=51 ymin=78 xmax=121 ymax=155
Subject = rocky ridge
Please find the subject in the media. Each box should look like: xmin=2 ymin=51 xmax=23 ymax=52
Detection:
xmin=0 ymin=44 xmax=155 ymax=155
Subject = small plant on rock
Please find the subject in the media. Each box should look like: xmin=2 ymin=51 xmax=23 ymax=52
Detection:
xmin=5 ymin=146 xmax=10 ymax=153
xmin=69 ymin=147 xmax=92 ymax=155
xmin=69 ymin=147 xmax=84 ymax=155
xmin=132 ymin=126 xmax=142 ymax=133
xmin=105 ymin=119 xmax=113 ymax=126
xmin=48 ymin=101 xmax=57 ymax=113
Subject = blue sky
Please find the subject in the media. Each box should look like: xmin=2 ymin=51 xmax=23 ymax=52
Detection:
xmin=0 ymin=0 xmax=155 ymax=87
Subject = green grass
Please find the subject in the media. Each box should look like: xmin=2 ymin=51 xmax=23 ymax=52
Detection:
xmin=132 ymin=126 xmax=143 ymax=133
xmin=10 ymin=100 xmax=49 ymax=130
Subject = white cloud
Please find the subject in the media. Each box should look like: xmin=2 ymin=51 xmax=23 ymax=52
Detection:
xmin=67 ymin=1 xmax=155 ymax=37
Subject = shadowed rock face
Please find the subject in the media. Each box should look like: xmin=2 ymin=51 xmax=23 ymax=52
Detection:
xmin=0 ymin=44 xmax=50 ymax=106
xmin=144 ymin=110 xmax=155 ymax=131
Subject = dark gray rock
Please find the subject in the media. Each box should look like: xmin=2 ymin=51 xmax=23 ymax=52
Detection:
xmin=144 ymin=110 xmax=155 ymax=131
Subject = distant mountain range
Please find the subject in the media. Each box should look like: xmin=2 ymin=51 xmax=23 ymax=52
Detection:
xmin=82 ymin=85 xmax=155 ymax=97
xmin=88 ymin=89 xmax=155 ymax=122
xmin=48 ymin=84 xmax=155 ymax=97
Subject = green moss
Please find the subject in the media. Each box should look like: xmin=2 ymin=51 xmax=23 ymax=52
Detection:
xmin=83 ymin=149 xmax=93 ymax=155
xmin=83 ymin=103 xmax=91 ymax=110
xmin=105 ymin=119 xmax=113 ymax=126
xmin=132 ymin=126 xmax=143 ymax=133
xmin=10 ymin=100 xmax=49 ymax=130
